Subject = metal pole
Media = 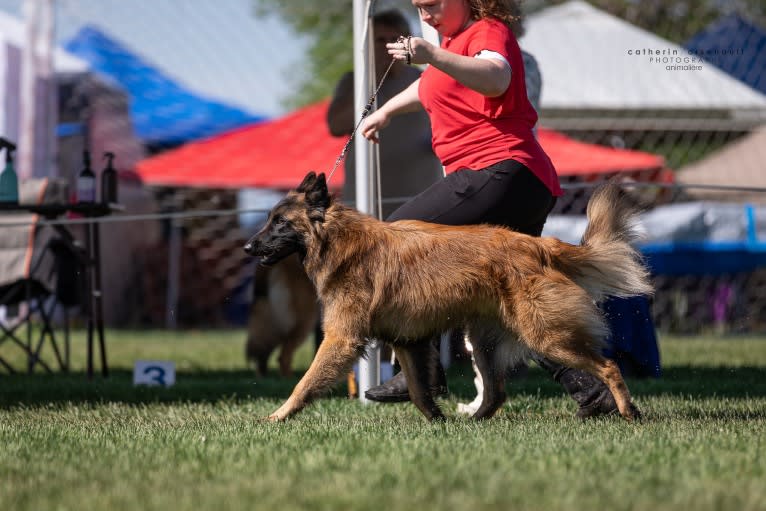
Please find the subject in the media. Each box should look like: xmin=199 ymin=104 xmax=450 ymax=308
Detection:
xmin=353 ymin=0 xmax=380 ymax=403
xmin=92 ymin=218 xmax=108 ymax=377
xmin=85 ymin=220 xmax=94 ymax=379
xmin=166 ymin=209 xmax=181 ymax=329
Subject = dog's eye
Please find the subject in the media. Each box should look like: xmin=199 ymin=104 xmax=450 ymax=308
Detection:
xmin=273 ymin=215 xmax=291 ymax=228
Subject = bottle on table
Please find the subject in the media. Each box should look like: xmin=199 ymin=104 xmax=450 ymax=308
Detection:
xmin=77 ymin=150 xmax=96 ymax=204
xmin=100 ymin=151 xmax=118 ymax=204
xmin=0 ymin=138 xmax=18 ymax=205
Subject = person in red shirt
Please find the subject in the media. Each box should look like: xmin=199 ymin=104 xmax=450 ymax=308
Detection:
xmin=361 ymin=0 xmax=618 ymax=418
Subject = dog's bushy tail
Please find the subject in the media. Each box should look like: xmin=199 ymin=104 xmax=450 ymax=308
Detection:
xmin=572 ymin=182 xmax=653 ymax=302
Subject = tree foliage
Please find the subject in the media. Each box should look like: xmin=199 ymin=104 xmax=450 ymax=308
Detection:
xmin=255 ymin=0 xmax=766 ymax=109
xmin=253 ymin=0 xmax=415 ymax=109
xmin=541 ymin=0 xmax=765 ymax=44
xmin=253 ymin=0 xmax=355 ymax=109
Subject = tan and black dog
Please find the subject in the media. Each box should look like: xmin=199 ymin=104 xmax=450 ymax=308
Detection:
xmin=244 ymin=172 xmax=652 ymax=422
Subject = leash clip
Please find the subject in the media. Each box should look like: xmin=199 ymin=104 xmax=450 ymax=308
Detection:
xmin=398 ymin=35 xmax=413 ymax=65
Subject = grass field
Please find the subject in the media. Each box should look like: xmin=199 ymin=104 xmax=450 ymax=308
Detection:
xmin=1 ymin=330 xmax=765 ymax=511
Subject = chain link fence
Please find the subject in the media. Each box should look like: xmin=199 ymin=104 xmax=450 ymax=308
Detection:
xmin=1 ymin=0 xmax=765 ymax=347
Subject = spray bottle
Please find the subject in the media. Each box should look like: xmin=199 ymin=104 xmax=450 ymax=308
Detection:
xmin=0 ymin=138 xmax=19 ymax=204
xmin=101 ymin=151 xmax=118 ymax=204
xmin=77 ymin=150 xmax=96 ymax=203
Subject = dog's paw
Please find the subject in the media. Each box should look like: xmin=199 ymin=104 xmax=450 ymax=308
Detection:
xmin=616 ymin=402 xmax=643 ymax=422
xmin=626 ymin=402 xmax=642 ymax=422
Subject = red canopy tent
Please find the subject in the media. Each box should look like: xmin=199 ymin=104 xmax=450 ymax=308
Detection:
xmin=135 ymin=99 xmax=667 ymax=190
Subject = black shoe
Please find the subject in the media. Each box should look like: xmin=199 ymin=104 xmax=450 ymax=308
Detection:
xmin=364 ymin=371 xmax=449 ymax=403
xmin=365 ymin=371 xmax=410 ymax=402
xmin=575 ymin=387 xmax=619 ymax=419
xmin=533 ymin=355 xmax=619 ymax=418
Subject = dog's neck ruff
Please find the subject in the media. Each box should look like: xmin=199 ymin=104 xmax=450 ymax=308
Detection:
xmin=302 ymin=205 xmax=382 ymax=292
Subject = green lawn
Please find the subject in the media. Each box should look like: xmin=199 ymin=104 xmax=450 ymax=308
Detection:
xmin=1 ymin=331 xmax=765 ymax=511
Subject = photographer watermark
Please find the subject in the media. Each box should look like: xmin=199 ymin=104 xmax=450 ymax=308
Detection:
xmin=626 ymin=47 xmax=745 ymax=71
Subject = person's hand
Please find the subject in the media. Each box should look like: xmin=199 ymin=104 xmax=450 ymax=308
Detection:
xmin=361 ymin=108 xmax=390 ymax=144
xmin=387 ymin=36 xmax=433 ymax=66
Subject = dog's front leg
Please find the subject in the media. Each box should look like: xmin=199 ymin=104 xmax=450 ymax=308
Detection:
xmin=267 ymin=333 xmax=362 ymax=421
xmin=395 ymin=342 xmax=446 ymax=421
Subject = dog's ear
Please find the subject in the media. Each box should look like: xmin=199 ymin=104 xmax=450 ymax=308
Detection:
xmin=305 ymin=173 xmax=330 ymax=209
xmin=305 ymin=173 xmax=330 ymax=222
xmin=297 ymin=171 xmax=317 ymax=193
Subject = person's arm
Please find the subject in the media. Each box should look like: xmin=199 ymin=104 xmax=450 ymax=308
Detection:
xmin=390 ymin=38 xmax=510 ymax=97
xmin=326 ymin=73 xmax=355 ymax=136
xmin=361 ymin=79 xmax=422 ymax=143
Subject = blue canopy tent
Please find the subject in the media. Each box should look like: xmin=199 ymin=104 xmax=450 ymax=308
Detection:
xmin=64 ymin=25 xmax=265 ymax=148
xmin=685 ymin=14 xmax=766 ymax=95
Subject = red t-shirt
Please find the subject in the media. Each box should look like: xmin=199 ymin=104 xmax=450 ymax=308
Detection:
xmin=418 ymin=18 xmax=562 ymax=196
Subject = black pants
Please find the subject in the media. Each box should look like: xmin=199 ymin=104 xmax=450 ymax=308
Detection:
xmin=387 ymin=159 xmax=556 ymax=236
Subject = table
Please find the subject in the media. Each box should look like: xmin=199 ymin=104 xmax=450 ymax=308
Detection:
xmin=0 ymin=201 xmax=117 ymax=378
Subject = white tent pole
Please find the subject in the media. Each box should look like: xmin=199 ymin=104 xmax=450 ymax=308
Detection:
xmin=352 ymin=0 xmax=370 ymax=215
xmin=353 ymin=0 xmax=380 ymax=403
xmin=18 ymin=0 xmax=40 ymax=180
xmin=19 ymin=0 xmax=55 ymax=180
xmin=41 ymin=0 xmax=56 ymax=179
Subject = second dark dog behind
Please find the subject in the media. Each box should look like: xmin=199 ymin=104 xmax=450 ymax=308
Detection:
xmin=245 ymin=253 xmax=319 ymax=377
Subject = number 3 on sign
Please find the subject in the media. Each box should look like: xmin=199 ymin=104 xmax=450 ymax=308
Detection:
xmin=144 ymin=366 xmax=167 ymax=385
xmin=133 ymin=360 xmax=176 ymax=386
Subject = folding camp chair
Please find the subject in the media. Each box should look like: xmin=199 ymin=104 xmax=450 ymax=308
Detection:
xmin=0 ymin=179 xmax=85 ymax=373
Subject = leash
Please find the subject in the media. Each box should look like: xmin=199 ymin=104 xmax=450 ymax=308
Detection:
xmin=326 ymin=57 xmax=395 ymax=183
xmin=327 ymin=36 xmax=412 ymax=184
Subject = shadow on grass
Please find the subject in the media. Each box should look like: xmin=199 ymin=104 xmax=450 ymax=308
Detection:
xmin=1 ymin=364 xmax=765 ymax=408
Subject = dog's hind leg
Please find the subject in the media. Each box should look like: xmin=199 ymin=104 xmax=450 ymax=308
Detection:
xmin=545 ymin=348 xmax=640 ymax=421
xmin=465 ymin=325 xmax=515 ymax=420
xmin=509 ymin=275 xmax=640 ymax=421
xmin=456 ymin=337 xmax=485 ymax=416
xmin=597 ymin=358 xmax=641 ymax=420
xmin=267 ymin=330 xmax=364 ymax=421
xmin=517 ymin=321 xmax=640 ymax=421
xmin=394 ymin=341 xmax=446 ymax=421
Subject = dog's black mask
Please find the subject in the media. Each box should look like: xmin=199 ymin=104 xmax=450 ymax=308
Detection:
xmin=243 ymin=171 xmax=331 ymax=266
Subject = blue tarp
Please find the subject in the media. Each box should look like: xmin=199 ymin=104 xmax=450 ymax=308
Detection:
xmin=639 ymin=203 xmax=766 ymax=276
xmin=64 ymin=25 xmax=265 ymax=146
xmin=545 ymin=202 xmax=766 ymax=277
xmin=685 ymin=14 xmax=766 ymax=95
xmin=641 ymin=240 xmax=766 ymax=276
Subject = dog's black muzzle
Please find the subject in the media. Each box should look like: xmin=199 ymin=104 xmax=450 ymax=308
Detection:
xmin=243 ymin=235 xmax=298 ymax=266
xmin=243 ymin=238 xmax=260 ymax=257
